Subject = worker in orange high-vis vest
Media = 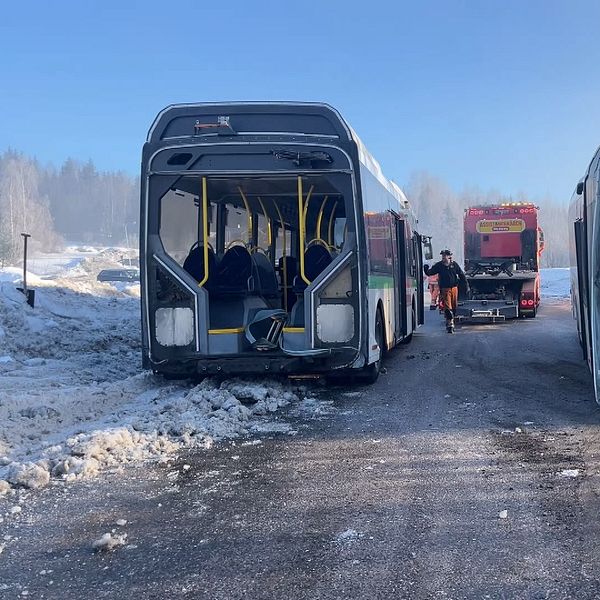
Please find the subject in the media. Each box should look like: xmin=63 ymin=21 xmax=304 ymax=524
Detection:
xmin=423 ymin=249 xmax=469 ymax=333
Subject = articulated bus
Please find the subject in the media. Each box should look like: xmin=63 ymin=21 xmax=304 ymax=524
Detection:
xmin=140 ymin=102 xmax=431 ymax=382
xmin=569 ymin=144 xmax=600 ymax=402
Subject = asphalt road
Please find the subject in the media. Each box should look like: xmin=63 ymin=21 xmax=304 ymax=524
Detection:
xmin=3 ymin=299 xmax=600 ymax=599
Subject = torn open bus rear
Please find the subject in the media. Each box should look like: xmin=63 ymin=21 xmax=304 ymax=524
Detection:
xmin=140 ymin=102 xmax=429 ymax=379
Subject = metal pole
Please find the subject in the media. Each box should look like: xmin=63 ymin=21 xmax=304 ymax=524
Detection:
xmin=21 ymin=233 xmax=31 ymax=292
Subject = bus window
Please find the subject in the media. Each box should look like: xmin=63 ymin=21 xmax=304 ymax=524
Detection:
xmin=334 ymin=218 xmax=347 ymax=250
xmin=366 ymin=212 xmax=393 ymax=274
xmin=159 ymin=189 xmax=198 ymax=266
xmin=275 ymin=225 xmax=291 ymax=260
xmin=256 ymin=213 xmax=270 ymax=251
xmin=225 ymin=204 xmax=249 ymax=247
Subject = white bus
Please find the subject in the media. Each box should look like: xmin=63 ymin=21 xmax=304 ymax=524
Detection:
xmin=140 ymin=102 xmax=432 ymax=382
xmin=569 ymin=144 xmax=600 ymax=401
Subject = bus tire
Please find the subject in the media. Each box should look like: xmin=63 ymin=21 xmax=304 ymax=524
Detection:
xmin=362 ymin=307 xmax=384 ymax=383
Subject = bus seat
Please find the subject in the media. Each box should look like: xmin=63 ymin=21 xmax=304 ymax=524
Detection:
xmin=214 ymin=245 xmax=253 ymax=296
xmin=292 ymin=245 xmax=332 ymax=295
xmin=278 ymin=256 xmax=298 ymax=282
xmin=245 ymin=308 xmax=287 ymax=350
xmin=251 ymin=252 xmax=279 ymax=298
xmin=183 ymin=243 xmax=217 ymax=291
xmin=289 ymin=298 xmax=304 ymax=326
xmin=305 ymin=244 xmax=333 ymax=281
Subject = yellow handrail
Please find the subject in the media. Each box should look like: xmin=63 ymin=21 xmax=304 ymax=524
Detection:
xmin=256 ymin=196 xmax=272 ymax=248
xmin=298 ymin=177 xmax=310 ymax=285
xmin=316 ymin=195 xmax=328 ymax=241
xmin=198 ymin=177 xmax=210 ymax=288
xmin=302 ymin=185 xmax=315 ymax=222
xmin=327 ymin=200 xmax=338 ymax=247
xmin=237 ymin=186 xmax=253 ymax=246
xmin=272 ymin=200 xmax=288 ymax=313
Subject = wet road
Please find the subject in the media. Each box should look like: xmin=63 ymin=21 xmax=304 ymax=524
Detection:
xmin=3 ymin=300 xmax=600 ymax=599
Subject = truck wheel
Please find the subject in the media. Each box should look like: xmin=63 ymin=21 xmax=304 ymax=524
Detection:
xmin=362 ymin=308 xmax=384 ymax=383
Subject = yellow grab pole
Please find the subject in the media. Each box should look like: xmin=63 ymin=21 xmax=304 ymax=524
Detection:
xmin=302 ymin=185 xmax=315 ymax=240
xmin=298 ymin=177 xmax=310 ymax=284
xmin=327 ymin=201 xmax=338 ymax=247
xmin=257 ymin=196 xmax=272 ymax=247
xmin=302 ymin=185 xmax=315 ymax=221
xmin=316 ymin=195 xmax=328 ymax=241
xmin=273 ymin=200 xmax=288 ymax=313
xmin=237 ymin=186 xmax=253 ymax=246
xmin=198 ymin=177 xmax=210 ymax=288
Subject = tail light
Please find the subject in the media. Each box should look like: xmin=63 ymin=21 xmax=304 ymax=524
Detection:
xmin=521 ymin=291 xmax=535 ymax=309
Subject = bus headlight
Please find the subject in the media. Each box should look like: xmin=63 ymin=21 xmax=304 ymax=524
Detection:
xmin=155 ymin=307 xmax=194 ymax=347
xmin=316 ymin=304 xmax=354 ymax=343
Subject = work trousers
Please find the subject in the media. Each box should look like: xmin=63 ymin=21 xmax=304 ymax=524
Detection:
xmin=428 ymin=283 xmax=440 ymax=306
xmin=441 ymin=286 xmax=459 ymax=325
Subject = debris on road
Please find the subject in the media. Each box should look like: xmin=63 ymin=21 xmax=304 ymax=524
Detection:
xmin=335 ymin=529 xmax=363 ymax=543
xmin=559 ymin=469 xmax=580 ymax=478
xmin=92 ymin=532 xmax=127 ymax=552
xmin=498 ymin=510 xmax=508 ymax=519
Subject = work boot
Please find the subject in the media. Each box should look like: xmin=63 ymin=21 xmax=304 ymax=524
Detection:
xmin=446 ymin=318 xmax=455 ymax=333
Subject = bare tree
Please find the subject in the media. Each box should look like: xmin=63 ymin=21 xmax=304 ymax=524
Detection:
xmin=405 ymin=170 xmax=570 ymax=268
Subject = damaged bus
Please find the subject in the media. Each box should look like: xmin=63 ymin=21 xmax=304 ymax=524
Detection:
xmin=140 ymin=102 xmax=431 ymax=381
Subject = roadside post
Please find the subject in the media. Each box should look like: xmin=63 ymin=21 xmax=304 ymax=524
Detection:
xmin=17 ymin=232 xmax=35 ymax=308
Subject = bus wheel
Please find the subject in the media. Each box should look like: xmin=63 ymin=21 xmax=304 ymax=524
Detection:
xmin=362 ymin=308 xmax=384 ymax=383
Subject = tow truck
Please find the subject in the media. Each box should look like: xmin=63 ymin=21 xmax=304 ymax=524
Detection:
xmin=456 ymin=202 xmax=544 ymax=322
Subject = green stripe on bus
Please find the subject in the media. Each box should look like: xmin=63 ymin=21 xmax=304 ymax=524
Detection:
xmin=368 ymin=275 xmax=395 ymax=289
xmin=368 ymin=275 xmax=418 ymax=289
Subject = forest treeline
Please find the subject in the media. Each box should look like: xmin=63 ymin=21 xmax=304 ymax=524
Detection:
xmin=0 ymin=150 xmax=569 ymax=267
xmin=406 ymin=171 xmax=569 ymax=267
xmin=0 ymin=150 xmax=138 ymax=265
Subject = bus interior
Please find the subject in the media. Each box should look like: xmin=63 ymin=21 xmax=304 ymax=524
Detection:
xmin=156 ymin=173 xmax=353 ymax=352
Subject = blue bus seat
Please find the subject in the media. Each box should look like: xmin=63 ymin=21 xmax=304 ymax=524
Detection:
xmin=183 ymin=243 xmax=217 ymax=292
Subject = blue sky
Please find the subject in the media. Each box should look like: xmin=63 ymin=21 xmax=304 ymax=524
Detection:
xmin=0 ymin=0 xmax=598 ymax=202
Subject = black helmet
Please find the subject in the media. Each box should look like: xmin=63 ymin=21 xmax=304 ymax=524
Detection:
xmin=440 ymin=249 xmax=453 ymax=256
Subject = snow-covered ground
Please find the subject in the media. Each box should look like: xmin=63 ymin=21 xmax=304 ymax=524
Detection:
xmin=0 ymin=258 xmax=571 ymax=494
xmin=0 ymin=248 xmax=314 ymax=493
xmin=540 ymin=267 xmax=570 ymax=299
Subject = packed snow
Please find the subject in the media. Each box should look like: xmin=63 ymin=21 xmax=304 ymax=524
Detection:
xmin=0 ymin=248 xmax=310 ymax=493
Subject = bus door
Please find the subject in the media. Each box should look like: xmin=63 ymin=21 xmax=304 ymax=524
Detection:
xmin=414 ymin=233 xmax=425 ymax=325
xmin=391 ymin=213 xmax=408 ymax=339
xmin=574 ymin=219 xmax=589 ymax=362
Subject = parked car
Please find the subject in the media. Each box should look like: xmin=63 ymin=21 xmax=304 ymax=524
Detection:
xmin=96 ymin=268 xmax=140 ymax=283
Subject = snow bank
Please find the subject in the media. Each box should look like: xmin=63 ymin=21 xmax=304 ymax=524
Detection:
xmin=1 ymin=370 xmax=300 ymax=490
xmin=540 ymin=268 xmax=570 ymax=299
xmin=0 ymin=250 xmax=305 ymax=492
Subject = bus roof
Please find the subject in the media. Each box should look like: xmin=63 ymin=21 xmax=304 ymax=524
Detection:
xmin=146 ymin=102 xmax=409 ymax=209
